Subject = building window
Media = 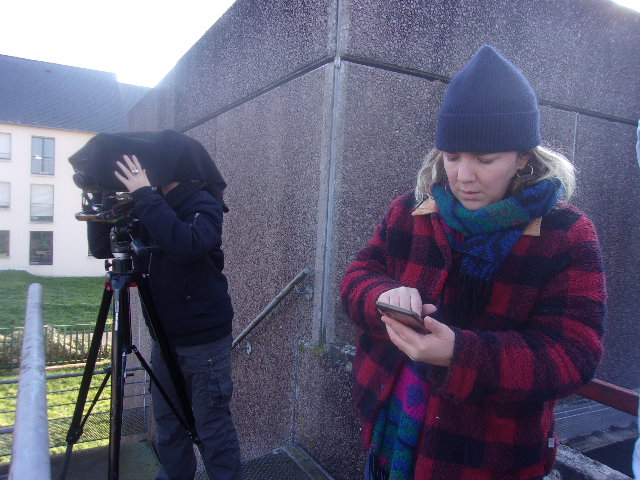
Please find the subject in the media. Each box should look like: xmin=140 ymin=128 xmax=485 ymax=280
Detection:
xmin=0 ymin=182 xmax=9 ymax=209
xmin=0 ymin=231 xmax=8 ymax=257
xmin=31 ymin=137 xmax=55 ymax=175
xmin=31 ymin=184 xmax=54 ymax=222
xmin=0 ymin=133 xmax=10 ymax=161
xmin=30 ymin=231 xmax=53 ymax=265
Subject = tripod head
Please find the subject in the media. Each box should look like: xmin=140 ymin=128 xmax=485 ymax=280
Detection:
xmin=107 ymin=222 xmax=134 ymax=275
xmin=103 ymin=218 xmax=161 ymax=276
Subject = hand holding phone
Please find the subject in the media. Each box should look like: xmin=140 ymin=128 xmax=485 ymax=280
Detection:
xmin=375 ymin=301 xmax=430 ymax=334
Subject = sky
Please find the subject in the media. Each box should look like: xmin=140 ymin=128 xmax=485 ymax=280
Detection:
xmin=0 ymin=0 xmax=237 ymax=88
xmin=0 ymin=0 xmax=638 ymax=89
xmin=613 ymin=0 xmax=640 ymax=9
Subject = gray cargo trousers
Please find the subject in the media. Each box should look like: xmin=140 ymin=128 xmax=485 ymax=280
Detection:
xmin=150 ymin=334 xmax=241 ymax=480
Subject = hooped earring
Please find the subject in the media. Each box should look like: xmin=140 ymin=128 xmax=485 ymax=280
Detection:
xmin=516 ymin=164 xmax=534 ymax=177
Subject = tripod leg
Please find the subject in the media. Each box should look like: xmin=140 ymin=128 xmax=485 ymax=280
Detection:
xmin=136 ymin=274 xmax=201 ymax=444
xmin=108 ymin=273 xmax=131 ymax=480
xmin=58 ymin=284 xmax=112 ymax=480
xmin=130 ymin=346 xmax=193 ymax=432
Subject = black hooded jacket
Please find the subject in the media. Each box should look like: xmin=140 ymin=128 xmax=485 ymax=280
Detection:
xmin=88 ymin=182 xmax=233 ymax=346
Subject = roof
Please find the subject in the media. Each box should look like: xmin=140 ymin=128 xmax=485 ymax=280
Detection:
xmin=119 ymin=83 xmax=151 ymax=114
xmin=0 ymin=54 xmax=150 ymax=133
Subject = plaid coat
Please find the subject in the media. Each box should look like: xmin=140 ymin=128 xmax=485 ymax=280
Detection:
xmin=340 ymin=191 xmax=606 ymax=480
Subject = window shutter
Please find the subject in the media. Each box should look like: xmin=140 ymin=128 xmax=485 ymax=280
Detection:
xmin=0 ymin=133 xmax=10 ymax=160
xmin=0 ymin=183 xmax=9 ymax=207
xmin=31 ymin=184 xmax=54 ymax=218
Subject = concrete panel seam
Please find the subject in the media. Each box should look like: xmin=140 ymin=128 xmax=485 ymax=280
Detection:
xmin=572 ymin=113 xmax=578 ymax=162
xmin=180 ymin=56 xmax=334 ymax=133
xmin=279 ymin=444 xmax=336 ymax=480
xmin=341 ymin=53 xmax=450 ymax=84
xmin=319 ymin=0 xmax=346 ymax=345
xmin=539 ymin=100 xmax=637 ymax=126
xmin=340 ymin=54 xmax=637 ymax=126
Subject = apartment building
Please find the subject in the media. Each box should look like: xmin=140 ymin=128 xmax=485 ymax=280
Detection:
xmin=0 ymin=55 xmax=149 ymax=276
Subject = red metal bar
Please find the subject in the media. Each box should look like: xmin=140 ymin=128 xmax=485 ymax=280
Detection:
xmin=577 ymin=379 xmax=639 ymax=416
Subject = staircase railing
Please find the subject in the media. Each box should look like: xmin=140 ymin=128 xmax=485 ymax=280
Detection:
xmin=232 ymin=268 xmax=310 ymax=351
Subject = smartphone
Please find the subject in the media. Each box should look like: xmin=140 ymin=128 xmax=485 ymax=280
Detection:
xmin=375 ymin=301 xmax=429 ymax=333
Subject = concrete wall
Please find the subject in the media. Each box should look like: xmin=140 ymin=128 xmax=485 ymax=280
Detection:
xmin=129 ymin=1 xmax=640 ymax=478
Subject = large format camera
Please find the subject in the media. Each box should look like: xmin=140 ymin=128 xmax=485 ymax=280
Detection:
xmin=69 ymin=130 xmax=228 ymax=256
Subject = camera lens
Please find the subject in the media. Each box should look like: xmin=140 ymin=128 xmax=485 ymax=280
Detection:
xmin=73 ymin=172 xmax=93 ymax=189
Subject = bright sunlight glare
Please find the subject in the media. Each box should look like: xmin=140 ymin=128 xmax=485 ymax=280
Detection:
xmin=0 ymin=0 xmax=237 ymax=87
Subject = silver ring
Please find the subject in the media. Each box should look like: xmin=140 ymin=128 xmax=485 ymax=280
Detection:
xmin=131 ymin=169 xmax=140 ymax=176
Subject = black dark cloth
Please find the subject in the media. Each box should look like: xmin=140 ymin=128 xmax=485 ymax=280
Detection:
xmin=69 ymin=130 xmax=228 ymax=212
xmin=87 ymin=182 xmax=233 ymax=346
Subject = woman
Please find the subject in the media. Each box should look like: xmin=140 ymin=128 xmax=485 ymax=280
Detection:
xmin=340 ymin=45 xmax=606 ymax=480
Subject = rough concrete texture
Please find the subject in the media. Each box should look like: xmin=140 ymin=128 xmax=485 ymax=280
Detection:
xmin=126 ymin=0 xmax=640 ymax=477
xmin=49 ymin=440 xmax=161 ymax=480
xmin=294 ymin=343 xmax=363 ymax=480
xmin=172 ymin=0 xmax=337 ymax=132
xmin=128 ymin=70 xmax=179 ymax=132
xmin=548 ymin=444 xmax=632 ymax=479
xmin=187 ymin=65 xmax=330 ymax=460
xmin=538 ymin=106 xmax=578 ymax=161
xmin=572 ymin=117 xmax=640 ymax=388
xmin=341 ymin=0 xmax=640 ymax=120
xmin=329 ymin=62 xmax=447 ymax=342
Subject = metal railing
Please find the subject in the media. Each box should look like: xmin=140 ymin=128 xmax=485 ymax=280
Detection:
xmin=0 ymin=283 xmax=147 ymax=475
xmin=0 ymin=323 xmax=112 ymax=370
xmin=9 ymin=283 xmax=50 ymax=480
xmin=577 ymin=378 xmax=639 ymax=417
xmin=232 ymin=268 xmax=310 ymax=351
xmin=0 ymin=366 xmax=149 ymax=460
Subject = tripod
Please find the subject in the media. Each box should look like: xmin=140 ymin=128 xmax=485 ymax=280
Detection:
xmin=58 ymin=225 xmax=201 ymax=480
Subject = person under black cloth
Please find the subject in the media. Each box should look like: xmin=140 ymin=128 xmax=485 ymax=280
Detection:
xmin=88 ymin=151 xmax=241 ymax=480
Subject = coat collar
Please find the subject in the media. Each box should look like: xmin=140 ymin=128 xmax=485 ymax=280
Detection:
xmin=411 ymin=198 xmax=542 ymax=236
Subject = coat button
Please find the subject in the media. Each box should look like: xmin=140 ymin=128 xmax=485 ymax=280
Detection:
xmin=186 ymin=296 xmax=191 ymax=301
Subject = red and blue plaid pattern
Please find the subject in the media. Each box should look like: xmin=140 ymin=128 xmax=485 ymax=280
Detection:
xmin=341 ymin=191 xmax=606 ymax=479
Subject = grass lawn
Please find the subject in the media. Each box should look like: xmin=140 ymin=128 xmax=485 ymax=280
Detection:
xmin=0 ymin=271 xmax=113 ymax=462
xmin=0 ymin=270 xmax=106 ymax=328
xmin=0 ymin=364 xmax=112 ymax=463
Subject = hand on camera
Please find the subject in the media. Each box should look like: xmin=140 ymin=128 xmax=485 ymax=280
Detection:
xmin=114 ymin=154 xmax=151 ymax=193
xmin=377 ymin=286 xmax=455 ymax=367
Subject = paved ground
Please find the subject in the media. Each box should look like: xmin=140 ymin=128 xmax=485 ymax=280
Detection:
xmin=44 ymin=441 xmax=334 ymax=480
xmin=49 ymin=441 xmax=161 ymax=480
xmin=8 ymin=437 xmax=636 ymax=479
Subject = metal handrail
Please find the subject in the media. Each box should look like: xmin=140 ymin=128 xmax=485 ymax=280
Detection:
xmin=577 ymin=379 xmax=639 ymax=417
xmin=232 ymin=268 xmax=310 ymax=350
xmin=9 ymin=283 xmax=51 ymax=480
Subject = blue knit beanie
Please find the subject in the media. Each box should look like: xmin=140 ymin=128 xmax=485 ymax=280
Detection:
xmin=435 ymin=45 xmax=541 ymax=153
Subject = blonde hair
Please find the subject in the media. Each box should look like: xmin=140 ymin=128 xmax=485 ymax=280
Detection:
xmin=415 ymin=145 xmax=576 ymax=203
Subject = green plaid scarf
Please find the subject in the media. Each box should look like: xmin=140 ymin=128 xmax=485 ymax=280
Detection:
xmin=431 ymin=179 xmax=562 ymax=314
